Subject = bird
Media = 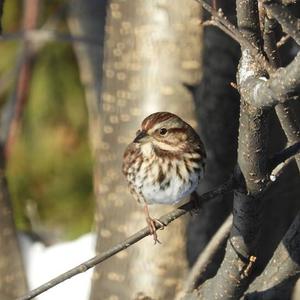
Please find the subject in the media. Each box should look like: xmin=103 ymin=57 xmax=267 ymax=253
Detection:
xmin=122 ymin=112 xmax=206 ymax=243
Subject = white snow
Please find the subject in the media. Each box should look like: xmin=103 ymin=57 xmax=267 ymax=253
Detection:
xmin=20 ymin=232 xmax=96 ymax=300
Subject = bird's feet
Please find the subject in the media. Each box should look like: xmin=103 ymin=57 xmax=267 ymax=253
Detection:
xmin=146 ymin=216 xmax=165 ymax=244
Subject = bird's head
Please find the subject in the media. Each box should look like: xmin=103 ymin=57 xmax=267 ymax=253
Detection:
xmin=133 ymin=112 xmax=199 ymax=153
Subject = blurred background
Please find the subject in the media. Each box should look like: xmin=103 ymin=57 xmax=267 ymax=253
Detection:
xmin=2 ymin=0 xmax=94 ymax=240
xmin=1 ymin=1 xmax=299 ymax=300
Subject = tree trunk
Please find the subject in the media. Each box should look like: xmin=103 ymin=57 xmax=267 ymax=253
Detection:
xmin=69 ymin=1 xmax=202 ymax=299
xmin=189 ymin=0 xmax=240 ymax=277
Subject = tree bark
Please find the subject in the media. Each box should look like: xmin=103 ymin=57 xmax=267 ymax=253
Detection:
xmin=189 ymin=0 xmax=240 ymax=278
xmin=70 ymin=0 xmax=202 ymax=299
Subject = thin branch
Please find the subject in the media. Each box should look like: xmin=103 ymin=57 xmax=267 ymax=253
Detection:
xmin=197 ymin=1 xmax=300 ymax=108
xmin=17 ymin=141 xmax=300 ymax=300
xmin=276 ymin=34 xmax=291 ymax=48
xmin=16 ymin=180 xmax=234 ymax=300
xmin=263 ymin=0 xmax=300 ymax=45
xmin=196 ymin=0 xmax=274 ymax=73
xmin=263 ymin=15 xmax=300 ymax=171
xmin=269 ymin=141 xmax=300 ymax=171
xmin=178 ymin=214 xmax=233 ymax=298
xmin=244 ymin=211 xmax=300 ymax=299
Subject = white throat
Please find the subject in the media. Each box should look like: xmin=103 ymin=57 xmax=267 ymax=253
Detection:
xmin=141 ymin=143 xmax=154 ymax=158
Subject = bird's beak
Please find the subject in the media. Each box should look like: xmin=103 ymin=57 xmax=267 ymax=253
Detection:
xmin=133 ymin=130 xmax=149 ymax=143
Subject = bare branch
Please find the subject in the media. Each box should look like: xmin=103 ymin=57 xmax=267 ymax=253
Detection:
xmin=178 ymin=214 xmax=233 ymax=298
xmin=276 ymin=34 xmax=291 ymax=47
xmin=244 ymin=211 xmax=300 ymax=299
xmin=269 ymin=141 xmax=300 ymax=171
xmin=16 ymin=180 xmax=234 ymax=300
xmin=196 ymin=0 xmax=274 ymax=73
xmin=263 ymin=15 xmax=300 ymax=171
xmin=197 ymin=1 xmax=300 ymax=109
xmin=263 ymin=0 xmax=300 ymax=45
xmin=194 ymin=2 xmax=270 ymax=299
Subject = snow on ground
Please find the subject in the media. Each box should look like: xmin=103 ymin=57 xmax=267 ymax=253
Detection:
xmin=20 ymin=232 xmax=96 ymax=300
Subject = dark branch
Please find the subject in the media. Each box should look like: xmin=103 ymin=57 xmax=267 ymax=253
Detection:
xmin=263 ymin=0 xmax=300 ymax=45
xmin=244 ymin=211 xmax=300 ymax=299
xmin=196 ymin=0 xmax=274 ymax=73
xmin=197 ymin=1 xmax=300 ymax=109
xmin=263 ymin=15 xmax=300 ymax=172
xmin=178 ymin=214 xmax=233 ymax=298
xmin=268 ymin=141 xmax=300 ymax=172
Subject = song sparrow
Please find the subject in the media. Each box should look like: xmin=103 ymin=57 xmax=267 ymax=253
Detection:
xmin=122 ymin=112 xmax=206 ymax=243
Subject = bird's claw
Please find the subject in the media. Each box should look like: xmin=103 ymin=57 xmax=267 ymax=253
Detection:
xmin=146 ymin=217 xmax=165 ymax=244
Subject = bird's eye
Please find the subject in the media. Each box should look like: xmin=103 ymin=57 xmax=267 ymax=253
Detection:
xmin=136 ymin=129 xmax=141 ymax=136
xmin=159 ymin=128 xmax=168 ymax=135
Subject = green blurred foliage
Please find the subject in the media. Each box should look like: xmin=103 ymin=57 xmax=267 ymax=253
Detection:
xmin=2 ymin=0 xmax=94 ymax=239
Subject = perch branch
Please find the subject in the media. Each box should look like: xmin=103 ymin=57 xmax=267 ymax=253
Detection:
xmin=16 ymin=180 xmax=234 ymax=300
xmin=16 ymin=142 xmax=300 ymax=300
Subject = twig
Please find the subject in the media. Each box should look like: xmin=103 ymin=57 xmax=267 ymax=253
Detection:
xmin=196 ymin=0 xmax=274 ymax=73
xmin=197 ymin=1 xmax=300 ymax=109
xmin=276 ymin=34 xmax=291 ymax=47
xmin=16 ymin=180 xmax=233 ymax=300
xmin=263 ymin=15 xmax=300 ymax=172
xmin=269 ymin=141 xmax=300 ymax=172
xmin=263 ymin=0 xmax=300 ymax=45
xmin=270 ymin=156 xmax=293 ymax=181
xmin=242 ymin=255 xmax=257 ymax=278
xmin=178 ymin=214 xmax=233 ymax=297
